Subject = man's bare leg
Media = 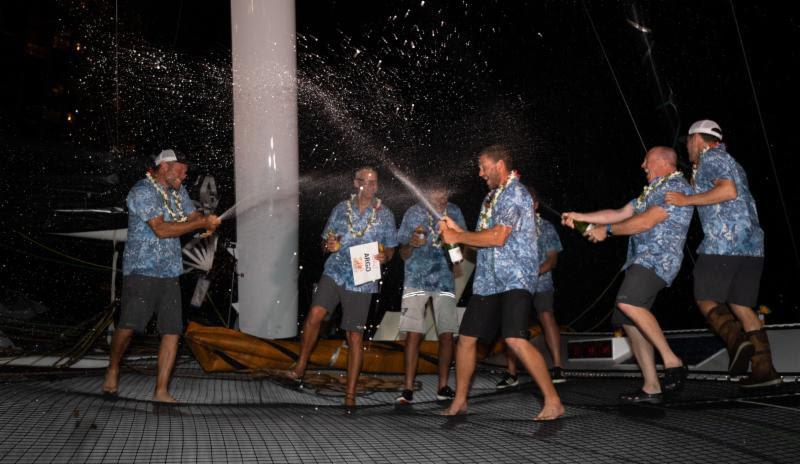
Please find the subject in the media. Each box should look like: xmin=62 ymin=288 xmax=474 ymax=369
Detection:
xmin=345 ymin=330 xmax=364 ymax=406
xmin=623 ymin=324 xmax=661 ymax=394
xmin=403 ymin=331 xmax=424 ymax=391
xmin=696 ymin=299 xmax=717 ymax=317
xmin=505 ymin=347 xmax=518 ymax=377
xmin=153 ymin=334 xmax=180 ymax=403
xmin=290 ymin=305 xmax=328 ymax=379
xmin=102 ymin=328 xmax=134 ymax=394
xmin=505 ymin=337 xmax=564 ymax=421
xmin=538 ymin=311 xmax=563 ymax=367
xmin=437 ymin=332 xmax=454 ymax=390
xmin=729 ymin=303 xmax=763 ymax=332
xmin=618 ymin=303 xmax=682 ymax=369
xmin=442 ymin=335 xmax=477 ymax=415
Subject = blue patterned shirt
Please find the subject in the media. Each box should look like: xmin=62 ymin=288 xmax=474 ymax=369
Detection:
xmin=693 ymin=144 xmax=764 ymax=257
xmin=473 ymin=178 xmax=539 ymax=296
xmin=624 ymin=174 xmax=693 ymax=286
xmin=535 ymin=217 xmax=563 ymax=293
xmin=321 ymin=198 xmax=398 ymax=293
xmin=123 ymin=178 xmax=196 ymax=278
xmin=397 ymin=203 xmax=467 ymax=293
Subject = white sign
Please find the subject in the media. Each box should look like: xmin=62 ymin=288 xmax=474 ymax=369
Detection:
xmin=349 ymin=241 xmax=382 ymax=286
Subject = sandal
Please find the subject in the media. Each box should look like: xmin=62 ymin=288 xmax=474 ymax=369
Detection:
xmin=619 ymin=389 xmax=663 ymax=404
xmin=662 ymin=364 xmax=688 ymax=392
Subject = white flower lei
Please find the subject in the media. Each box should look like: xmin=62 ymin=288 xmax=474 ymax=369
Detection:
xmin=635 ymin=171 xmax=683 ymax=209
xmin=691 ymin=145 xmax=712 ymax=185
xmin=146 ymin=172 xmax=188 ymax=223
xmin=478 ymin=170 xmax=519 ymax=231
xmin=346 ymin=194 xmax=382 ymax=237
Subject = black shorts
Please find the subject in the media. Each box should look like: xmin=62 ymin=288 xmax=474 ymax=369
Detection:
xmin=533 ymin=291 xmax=554 ymax=315
xmin=119 ymin=274 xmax=183 ymax=335
xmin=459 ymin=289 xmax=532 ymax=342
xmin=612 ymin=265 xmax=666 ymax=328
xmin=694 ymin=254 xmax=764 ymax=308
xmin=311 ymin=274 xmax=373 ymax=332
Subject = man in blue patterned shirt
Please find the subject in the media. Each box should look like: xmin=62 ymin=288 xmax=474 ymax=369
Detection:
xmin=666 ymin=120 xmax=780 ymax=388
xmin=440 ymin=145 xmax=564 ymax=420
xmin=394 ymin=185 xmax=466 ymax=404
xmin=103 ymin=149 xmax=220 ymax=403
xmin=288 ymin=167 xmax=398 ymax=412
xmin=564 ymin=147 xmax=692 ymax=404
xmin=498 ymin=189 xmax=566 ymax=389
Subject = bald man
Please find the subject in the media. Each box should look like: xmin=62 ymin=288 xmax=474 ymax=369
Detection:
xmin=563 ymin=147 xmax=694 ymax=404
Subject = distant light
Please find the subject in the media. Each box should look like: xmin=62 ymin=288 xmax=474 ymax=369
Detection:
xmin=66 ymin=113 xmax=73 ymax=122
xmin=75 ymin=42 xmax=81 ymax=51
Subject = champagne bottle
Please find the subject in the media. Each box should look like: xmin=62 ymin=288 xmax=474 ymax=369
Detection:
xmin=439 ymin=211 xmax=463 ymax=263
xmin=573 ymin=220 xmax=593 ymax=234
xmin=445 ymin=243 xmax=463 ymax=264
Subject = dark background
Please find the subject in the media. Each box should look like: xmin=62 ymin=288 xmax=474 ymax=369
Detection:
xmin=1 ymin=0 xmax=798 ymax=343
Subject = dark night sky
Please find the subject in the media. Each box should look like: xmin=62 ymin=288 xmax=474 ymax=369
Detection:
xmin=1 ymin=0 xmax=798 ymax=338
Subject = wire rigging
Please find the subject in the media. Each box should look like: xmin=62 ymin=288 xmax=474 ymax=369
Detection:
xmin=729 ymin=0 xmax=800 ymax=270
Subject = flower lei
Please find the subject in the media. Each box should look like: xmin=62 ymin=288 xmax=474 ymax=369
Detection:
xmin=146 ymin=172 xmax=188 ymax=223
xmin=691 ymin=145 xmax=712 ymax=185
xmin=478 ymin=170 xmax=519 ymax=231
xmin=346 ymin=194 xmax=382 ymax=237
xmin=635 ymin=171 xmax=683 ymax=209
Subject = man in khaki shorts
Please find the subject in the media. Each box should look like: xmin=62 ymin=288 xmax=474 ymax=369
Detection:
xmin=395 ymin=185 xmax=466 ymax=404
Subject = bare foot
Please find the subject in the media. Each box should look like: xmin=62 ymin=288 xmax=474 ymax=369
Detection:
xmin=534 ymin=400 xmax=565 ymax=421
xmin=152 ymin=391 xmax=178 ymax=403
xmin=102 ymin=367 xmax=119 ymax=394
xmin=286 ymin=368 xmax=304 ymax=381
xmin=441 ymin=402 xmax=468 ymax=416
xmin=344 ymin=393 xmax=357 ymax=415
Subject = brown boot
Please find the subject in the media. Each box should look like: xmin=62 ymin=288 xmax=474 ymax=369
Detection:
xmin=706 ymin=304 xmax=754 ymax=375
xmin=739 ymin=329 xmax=782 ymax=388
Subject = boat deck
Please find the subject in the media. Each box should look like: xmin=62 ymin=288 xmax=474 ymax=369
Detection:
xmin=1 ymin=359 xmax=798 ymax=463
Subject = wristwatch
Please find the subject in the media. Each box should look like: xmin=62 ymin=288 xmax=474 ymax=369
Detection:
xmin=606 ymin=224 xmax=613 ymax=235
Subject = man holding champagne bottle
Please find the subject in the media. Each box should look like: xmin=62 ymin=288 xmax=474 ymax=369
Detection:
xmin=288 ymin=167 xmax=398 ymax=413
xmin=395 ymin=185 xmax=467 ymax=404
xmin=562 ymin=146 xmax=692 ymax=403
xmin=439 ymin=145 xmax=564 ymax=420
xmin=665 ymin=120 xmax=781 ymax=388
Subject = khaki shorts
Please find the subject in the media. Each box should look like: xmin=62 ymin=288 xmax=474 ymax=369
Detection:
xmin=398 ymin=288 xmax=459 ymax=335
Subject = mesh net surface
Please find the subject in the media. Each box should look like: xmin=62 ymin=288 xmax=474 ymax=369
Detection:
xmin=1 ymin=358 xmax=799 ymax=464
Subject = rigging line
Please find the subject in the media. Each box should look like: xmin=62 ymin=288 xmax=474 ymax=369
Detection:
xmin=566 ymin=269 xmax=623 ymax=327
xmin=114 ymin=0 xmax=119 ymax=151
xmin=0 ymin=243 xmax=116 ymax=273
xmin=583 ymin=307 xmax=613 ymax=332
xmin=14 ymin=231 xmax=115 ymax=271
xmin=729 ymin=0 xmax=800 ymax=270
xmin=172 ymin=0 xmax=184 ymax=47
xmin=581 ymin=0 xmax=647 ymax=153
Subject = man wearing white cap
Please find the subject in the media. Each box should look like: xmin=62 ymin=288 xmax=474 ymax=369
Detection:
xmin=665 ymin=120 xmax=781 ymax=388
xmin=102 ymin=149 xmax=221 ymax=402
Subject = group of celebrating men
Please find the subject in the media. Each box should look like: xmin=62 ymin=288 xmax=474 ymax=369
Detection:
xmin=105 ymin=120 xmax=781 ymax=419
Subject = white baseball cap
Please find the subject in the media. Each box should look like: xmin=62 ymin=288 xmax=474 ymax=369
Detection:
xmin=687 ymin=120 xmax=723 ymax=141
xmin=154 ymin=149 xmax=190 ymax=166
